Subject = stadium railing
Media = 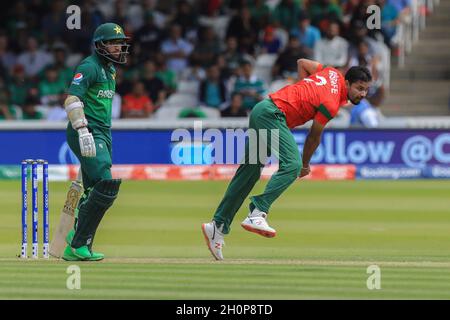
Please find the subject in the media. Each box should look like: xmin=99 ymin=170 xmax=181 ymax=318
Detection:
xmin=398 ymin=0 xmax=440 ymax=68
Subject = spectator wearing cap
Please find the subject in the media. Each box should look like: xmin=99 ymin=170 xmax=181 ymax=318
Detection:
xmin=121 ymin=81 xmax=154 ymax=119
xmin=290 ymin=13 xmax=321 ymax=56
xmin=220 ymin=92 xmax=248 ymax=117
xmin=16 ymin=36 xmax=53 ymax=78
xmin=8 ymin=64 xmax=32 ymax=107
xmin=161 ymin=24 xmax=194 ymax=75
xmin=314 ymin=21 xmax=348 ymax=68
xmin=259 ymin=26 xmax=282 ymax=54
xmin=233 ymin=60 xmax=266 ymax=110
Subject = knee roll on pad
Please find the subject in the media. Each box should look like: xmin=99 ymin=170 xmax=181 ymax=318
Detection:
xmin=93 ymin=178 xmax=121 ymax=196
xmin=90 ymin=178 xmax=122 ymax=208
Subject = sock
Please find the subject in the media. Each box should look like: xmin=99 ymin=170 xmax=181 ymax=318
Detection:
xmin=249 ymin=207 xmax=267 ymax=218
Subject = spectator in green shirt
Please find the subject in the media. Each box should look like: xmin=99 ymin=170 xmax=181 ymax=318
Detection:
xmin=154 ymin=53 xmax=177 ymax=96
xmin=272 ymin=0 xmax=303 ymax=31
xmin=309 ymin=0 xmax=342 ymax=33
xmin=39 ymin=66 xmax=66 ymax=106
xmin=233 ymin=60 xmax=266 ymax=110
xmin=51 ymin=44 xmax=74 ymax=86
xmin=39 ymin=66 xmax=67 ymax=120
xmin=8 ymin=64 xmax=32 ymax=107
xmin=249 ymin=0 xmax=271 ymax=30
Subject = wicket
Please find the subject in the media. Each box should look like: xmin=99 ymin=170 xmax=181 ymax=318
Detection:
xmin=21 ymin=159 xmax=49 ymax=259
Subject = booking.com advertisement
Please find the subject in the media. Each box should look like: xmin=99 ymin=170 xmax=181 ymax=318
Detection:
xmin=0 ymin=129 xmax=448 ymax=179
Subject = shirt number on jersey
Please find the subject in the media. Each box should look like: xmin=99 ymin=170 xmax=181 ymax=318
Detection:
xmin=304 ymin=75 xmax=327 ymax=86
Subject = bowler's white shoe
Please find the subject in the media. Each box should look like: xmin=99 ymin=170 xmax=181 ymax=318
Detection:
xmin=201 ymin=221 xmax=225 ymax=260
xmin=241 ymin=209 xmax=276 ymax=238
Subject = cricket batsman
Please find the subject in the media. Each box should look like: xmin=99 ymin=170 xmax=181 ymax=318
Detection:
xmin=202 ymin=59 xmax=372 ymax=260
xmin=61 ymin=23 xmax=130 ymax=261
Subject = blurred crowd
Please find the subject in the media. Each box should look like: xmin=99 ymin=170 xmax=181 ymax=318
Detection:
xmin=0 ymin=0 xmax=411 ymax=124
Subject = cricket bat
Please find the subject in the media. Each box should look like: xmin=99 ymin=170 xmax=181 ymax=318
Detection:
xmin=49 ymin=174 xmax=83 ymax=258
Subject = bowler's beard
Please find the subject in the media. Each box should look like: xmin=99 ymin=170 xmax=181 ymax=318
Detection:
xmin=348 ymin=95 xmax=361 ymax=105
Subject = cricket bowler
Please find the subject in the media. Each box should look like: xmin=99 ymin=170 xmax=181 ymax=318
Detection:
xmin=202 ymin=59 xmax=372 ymax=260
xmin=62 ymin=23 xmax=130 ymax=261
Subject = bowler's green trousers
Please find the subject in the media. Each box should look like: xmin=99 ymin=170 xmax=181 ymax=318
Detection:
xmin=213 ymin=99 xmax=301 ymax=234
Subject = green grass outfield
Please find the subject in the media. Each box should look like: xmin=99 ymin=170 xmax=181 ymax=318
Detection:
xmin=1 ymin=179 xmax=450 ymax=299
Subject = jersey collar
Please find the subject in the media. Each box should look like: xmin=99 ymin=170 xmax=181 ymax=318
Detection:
xmin=93 ymin=51 xmax=112 ymax=68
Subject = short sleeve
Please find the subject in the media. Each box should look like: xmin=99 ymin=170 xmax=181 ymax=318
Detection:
xmin=67 ymin=62 xmax=96 ymax=98
xmin=314 ymin=103 xmax=334 ymax=125
xmin=316 ymin=63 xmax=330 ymax=73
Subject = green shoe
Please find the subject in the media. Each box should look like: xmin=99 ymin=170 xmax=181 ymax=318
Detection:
xmin=62 ymin=245 xmax=83 ymax=261
xmin=72 ymin=245 xmax=92 ymax=260
xmin=66 ymin=229 xmax=75 ymax=245
xmin=87 ymin=251 xmax=105 ymax=261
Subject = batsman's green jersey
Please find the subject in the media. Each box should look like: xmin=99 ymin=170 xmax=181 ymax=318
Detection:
xmin=68 ymin=54 xmax=116 ymax=131
xmin=66 ymin=53 xmax=116 ymax=189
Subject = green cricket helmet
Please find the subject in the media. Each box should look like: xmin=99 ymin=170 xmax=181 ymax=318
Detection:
xmin=93 ymin=23 xmax=130 ymax=64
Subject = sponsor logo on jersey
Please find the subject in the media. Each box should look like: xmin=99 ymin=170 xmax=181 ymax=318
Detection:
xmin=72 ymin=73 xmax=83 ymax=85
xmin=97 ymin=89 xmax=114 ymax=99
